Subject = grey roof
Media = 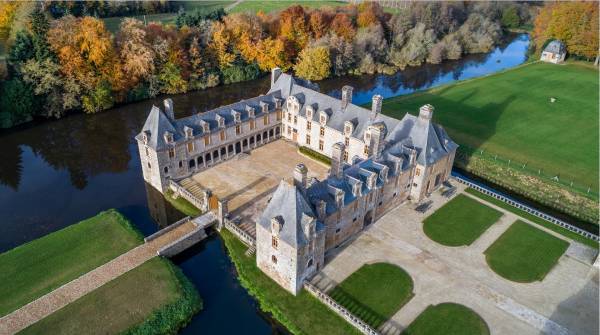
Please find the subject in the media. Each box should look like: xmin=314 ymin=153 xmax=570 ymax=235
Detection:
xmin=386 ymin=114 xmax=458 ymax=165
xmin=138 ymin=106 xmax=177 ymax=150
xmin=258 ymin=180 xmax=321 ymax=247
xmin=544 ymin=40 xmax=566 ymax=54
xmin=270 ymin=73 xmax=400 ymax=140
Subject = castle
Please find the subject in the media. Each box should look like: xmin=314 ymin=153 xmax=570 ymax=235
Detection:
xmin=137 ymin=68 xmax=457 ymax=295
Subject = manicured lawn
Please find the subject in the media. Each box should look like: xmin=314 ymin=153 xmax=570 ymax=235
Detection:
xmin=21 ymin=258 xmax=201 ymax=335
xmin=329 ymin=263 xmax=414 ymax=328
xmin=381 ymin=62 xmax=599 ymax=190
xmin=166 ymin=189 xmax=202 ymax=217
xmin=220 ymin=230 xmax=361 ymax=335
xmin=485 ymin=221 xmax=569 ymax=282
xmin=0 ymin=209 xmax=143 ymax=316
xmin=230 ymin=1 xmax=345 ymax=13
xmin=403 ymin=303 xmax=489 ymax=335
xmin=423 ymin=194 xmax=503 ymax=246
xmin=465 ymin=188 xmax=598 ymax=249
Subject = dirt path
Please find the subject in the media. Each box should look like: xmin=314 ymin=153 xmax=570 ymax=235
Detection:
xmin=0 ymin=221 xmax=197 ymax=335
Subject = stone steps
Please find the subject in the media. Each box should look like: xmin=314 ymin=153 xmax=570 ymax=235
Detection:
xmin=237 ymin=221 xmax=257 ymax=239
xmin=245 ymin=245 xmax=256 ymax=256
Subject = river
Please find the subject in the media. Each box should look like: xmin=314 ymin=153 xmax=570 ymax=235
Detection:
xmin=0 ymin=34 xmax=529 ymax=333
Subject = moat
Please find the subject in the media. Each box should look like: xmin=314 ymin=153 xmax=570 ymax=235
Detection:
xmin=0 ymin=34 xmax=528 ymax=333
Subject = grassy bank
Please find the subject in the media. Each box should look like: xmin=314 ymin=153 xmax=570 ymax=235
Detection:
xmin=0 ymin=209 xmax=143 ymax=316
xmin=423 ymin=194 xmax=502 ymax=246
xmin=379 ymin=62 xmax=599 ymax=222
xmin=403 ymin=303 xmax=489 ymax=335
xmin=329 ymin=263 xmax=414 ymax=328
xmin=485 ymin=221 xmax=569 ymax=282
xmin=21 ymin=257 xmax=201 ymax=335
xmin=220 ymin=230 xmax=360 ymax=335
xmin=464 ymin=188 xmax=598 ymax=249
xmin=165 ymin=189 xmax=202 ymax=217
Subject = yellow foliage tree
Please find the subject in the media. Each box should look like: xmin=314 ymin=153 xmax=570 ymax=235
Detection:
xmin=294 ymin=46 xmax=331 ymax=81
xmin=0 ymin=1 xmax=20 ymax=39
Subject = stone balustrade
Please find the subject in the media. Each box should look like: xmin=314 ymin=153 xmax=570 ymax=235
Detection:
xmin=168 ymin=179 xmax=208 ymax=212
xmin=144 ymin=216 xmax=191 ymax=243
xmin=224 ymin=219 xmax=256 ymax=247
xmin=303 ymin=281 xmax=380 ymax=335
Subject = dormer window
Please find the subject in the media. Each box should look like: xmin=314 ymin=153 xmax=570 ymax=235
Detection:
xmin=261 ymin=102 xmax=269 ymax=113
xmin=200 ymin=120 xmax=210 ymax=133
xmin=164 ymin=131 xmax=174 ymax=144
xmin=271 ymin=216 xmax=283 ymax=235
xmin=184 ymin=126 xmax=193 ymax=139
xmin=233 ymin=111 xmax=241 ymax=123
xmin=319 ymin=111 xmax=328 ymax=125
xmin=216 ymin=115 xmax=225 ymax=128
xmin=142 ymin=131 xmax=150 ymax=144
xmin=344 ymin=121 xmax=353 ymax=135
xmin=247 ymin=107 xmax=255 ymax=118
xmin=275 ymin=98 xmax=282 ymax=109
xmin=306 ymin=106 xmax=313 ymax=119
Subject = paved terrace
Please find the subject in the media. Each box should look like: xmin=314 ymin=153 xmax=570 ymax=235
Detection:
xmin=188 ymin=140 xmax=329 ymax=237
xmin=0 ymin=220 xmax=198 ymax=335
xmin=313 ymin=182 xmax=598 ymax=335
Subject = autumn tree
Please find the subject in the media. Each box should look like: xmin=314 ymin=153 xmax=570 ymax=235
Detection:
xmin=330 ymin=13 xmax=356 ymax=42
xmin=294 ymin=46 xmax=331 ymax=80
xmin=116 ymin=18 xmax=155 ymax=84
xmin=309 ymin=10 xmax=330 ymax=39
xmin=278 ymin=5 xmax=310 ymax=57
xmin=210 ymin=21 xmax=236 ymax=69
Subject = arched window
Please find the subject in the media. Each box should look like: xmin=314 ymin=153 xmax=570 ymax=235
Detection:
xmin=189 ymin=159 xmax=195 ymax=168
xmin=271 ymin=255 xmax=277 ymax=264
xmin=307 ymin=259 xmax=313 ymax=268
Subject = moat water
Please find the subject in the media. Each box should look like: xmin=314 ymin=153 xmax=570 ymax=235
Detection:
xmin=0 ymin=34 xmax=528 ymax=333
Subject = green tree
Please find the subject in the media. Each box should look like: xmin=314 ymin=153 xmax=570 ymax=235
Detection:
xmin=158 ymin=62 xmax=188 ymax=94
xmin=81 ymin=80 xmax=114 ymax=113
xmin=501 ymin=6 xmax=520 ymax=29
xmin=29 ymin=7 xmax=52 ymax=61
xmin=0 ymin=79 xmax=37 ymax=128
xmin=7 ymin=30 xmax=33 ymax=72
xmin=294 ymin=46 xmax=331 ymax=81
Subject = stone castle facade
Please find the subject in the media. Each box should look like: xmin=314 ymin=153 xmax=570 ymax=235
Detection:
xmin=137 ymin=68 xmax=457 ymax=295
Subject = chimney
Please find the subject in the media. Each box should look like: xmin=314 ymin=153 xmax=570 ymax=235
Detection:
xmin=341 ymin=85 xmax=353 ymax=109
xmin=271 ymin=67 xmax=282 ymax=87
xmin=293 ymin=164 xmax=308 ymax=192
xmin=164 ymin=98 xmax=174 ymax=120
xmin=418 ymin=104 xmax=434 ymax=123
xmin=371 ymin=95 xmax=382 ymax=120
xmin=316 ymin=200 xmax=326 ymax=220
xmin=330 ymin=142 xmax=345 ymax=179
xmin=335 ymin=189 xmax=345 ymax=209
xmin=367 ymin=124 xmax=386 ymax=159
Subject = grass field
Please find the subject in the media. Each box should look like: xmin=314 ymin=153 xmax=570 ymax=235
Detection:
xmin=230 ymin=1 xmax=345 ymax=14
xmin=403 ymin=303 xmax=490 ymax=335
xmin=381 ymin=62 xmax=599 ymax=190
xmin=465 ymin=188 xmax=598 ymax=249
xmin=485 ymin=221 xmax=569 ymax=282
xmin=329 ymin=263 xmax=414 ymax=328
xmin=423 ymin=194 xmax=503 ymax=246
xmin=20 ymin=257 xmax=201 ymax=335
xmin=0 ymin=209 xmax=143 ymax=316
xmin=102 ymin=1 xmax=232 ymax=32
xmin=165 ymin=189 xmax=202 ymax=217
xmin=220 ymin=230 xmax=361 ymax=335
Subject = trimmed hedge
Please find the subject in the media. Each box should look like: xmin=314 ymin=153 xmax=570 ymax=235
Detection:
xmin=298 ymin=146 xmax=331 ymax=166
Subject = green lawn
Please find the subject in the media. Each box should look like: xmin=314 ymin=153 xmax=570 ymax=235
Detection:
xmin=381 ymin=62 xmax=599 ymax=190
xmin=230 ymin=1 xmax=345 ymax=14
xmin=165 ymin=189 xmax=202 ymax=217
xmin=0 ymin=209 xmax=143 ymax=316
xmin=329 ymin=263 xmax=414 ymax=328
xmin=20 ymin=258 xmax=201 ymax=335
xmin=403 ymin=303 xmax=490 ymax=335
xmin=220 ymin=230 xmax=361 ymax=335
xmin=423 ymin=194 xmax=503 ymax=246
xmin=465 ymin=188 xmax=598 ymax=249
xmin=485 ymin=221 xmax=569 ymax=282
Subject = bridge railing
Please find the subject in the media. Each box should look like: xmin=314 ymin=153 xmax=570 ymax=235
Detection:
xmin=303 ymin=281 xmax=380 ymax=335
xmin=454 ymin=176 xmax=599 ymax=242
xmin=168 ymin=179 xmax=208 ymax=212
xmin=224 ymin=219 xmax=256 ymax=247
xmin=144 ymin=216 xmax=191 ymax=243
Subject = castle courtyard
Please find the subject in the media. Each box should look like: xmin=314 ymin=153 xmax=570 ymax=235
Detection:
xmin=311 ymin=182 xmax=599 ymax=335
xmin=189 ymin=140 xmax=329 ymax=222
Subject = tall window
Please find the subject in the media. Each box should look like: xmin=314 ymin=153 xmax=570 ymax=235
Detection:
xmin=187 ymin=142 xmax=194 ymax=153
xmin=168 ymin=148 xmax=175 ymax=158
xmin=263 ymin=115 xmax=269 ymax=125
xmin=145 ymin=146 xmax=149 ymax=156
xmin=236 ymin=125 xmax=241 ymax=135
xmin=345 ymin=137 xmax=350 ymax=147
xmin=319 ymin=126 xmax=325 ymax=137
xmin=319 ymin=140 xmax=324 ymax=151
xmin=272 ymin=255 xmax=277 ymax=264
xmin=343 ymin=150 xmax=348 ymax=162
xmin=293 ymin=115 xmax=297 ymax=125
xmin=272 ymin=236 xmax=278 ymax=249
xmin=250 ymin=119 xmax=256 ymax=130
xmin=415 ymin=168 xmax=421 ymax=176
xmin=276 ymin=110 xmax=282 ymax=120
xmin=306 ymin=134 xmax=311 ymax=145
xmin=287 ymin=126 xmax=291 ymax=135
xmin=287 ymin=113 xmax=291 ymax=122
xmin=204 ymin=135 xmax=210 ymax=146
xmin=220 ymin=130 xmax=226 ymax=141
xmin=307 ymin=121 xmax=312 ymax=130
xmin=363 ymin=145 xmax=369 ymax=155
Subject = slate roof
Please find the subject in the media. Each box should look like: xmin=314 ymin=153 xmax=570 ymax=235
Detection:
xmin=544 ymin=40 xmax=566 ymax=54
xmin=258 ymin=180 xmax=323 ymax=247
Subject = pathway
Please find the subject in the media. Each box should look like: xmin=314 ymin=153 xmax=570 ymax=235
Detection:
xmin=0 ymin=220 xmax=197 ymax=335
xmin=225 ymin=0 xmax=243 ymax=12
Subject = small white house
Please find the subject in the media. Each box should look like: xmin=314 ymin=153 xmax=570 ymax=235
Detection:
xmin=540 ymin=40 xmax=566 ymax=64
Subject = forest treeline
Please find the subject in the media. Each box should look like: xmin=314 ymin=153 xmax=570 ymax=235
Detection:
xmin=0 ymin=1 xmax=554 ymax=129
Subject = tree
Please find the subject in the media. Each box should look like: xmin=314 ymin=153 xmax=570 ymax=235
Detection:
xmin=0 ymin=79 xmax=36 ymax=128
xmin=0 ymin=1 xmax=20 ymax=39
xmin=117 ymin=18 xmax=155 ymax=83
xmin=158 ymin=61 xmax=188 ymax=94
xmin=389 ymin=23 xmax=436 ymax=68
xmin=356 ymin=2 xmax=383 ymax=28
xmin=278 ymin=5 xmax=310 ymax=56
xmin=29 ymin=7 xmax=52 ymax=61
xmin=501 ymin=5 xmax=520 ymax=29
xmin=7 ymin=30 xmax=34 ymax=71
xmin=330 ymin=13 xmax=356 ymax=42
xmin=309 ymin=10 xmax=330 ymax=39
xmin=82 ymin=80 xmax=114 ymax=113
xmin=210 ymin=21 xmax=236 ymax=69
xmin=20 ymin=58 xmax=65 ymax=118
xmin=294 ymin=46 xmax=331 ymax=81
xmin=254 ymin=37 xmax=291 ymax=71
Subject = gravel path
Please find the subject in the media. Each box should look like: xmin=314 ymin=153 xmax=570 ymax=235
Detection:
xmin=0 ymin=220 xmax=197 ymax=335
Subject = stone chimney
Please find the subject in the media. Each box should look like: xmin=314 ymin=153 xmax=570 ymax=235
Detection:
xmin=367 ymin=124 xmax=386 ymax=159
xmin=371 ymin=95 xmax=383 ymax=120
xmin=341 ymin=85 xmax=353 ymax=109
xmin=271 ymin=67 xmax=282 ymax=87
xmin=293 ymin=164 xmax=308 ymax=192
xmin=164 ymin=98 xmax=174 ymax=120
xmin=418 ymin=104 xmax=434 ymax=123
xmin=316 ymin=200 xmax=326 ymax=220
xmin=330 ymin=142 xmax=345 ymax=179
